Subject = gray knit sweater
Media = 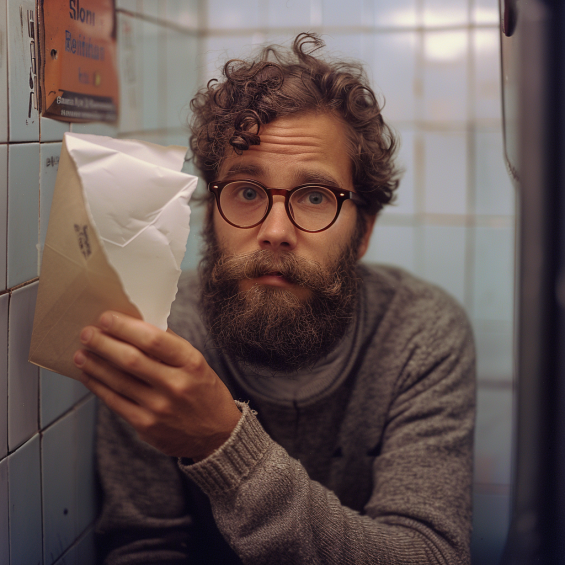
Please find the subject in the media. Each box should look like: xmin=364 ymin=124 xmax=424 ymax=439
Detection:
xmin=95 ymin=264 xmax=476 ymax=565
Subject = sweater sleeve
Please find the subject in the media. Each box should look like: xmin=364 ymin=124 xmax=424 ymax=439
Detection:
xmin=178 ymin=306 xmax=476 ymax=565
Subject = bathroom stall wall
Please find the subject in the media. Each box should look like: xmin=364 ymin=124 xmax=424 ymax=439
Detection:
xmin=200 ymin=1 xmax=514 ymax=563
xmin=0 ymin=1 xmax=201 ymax=563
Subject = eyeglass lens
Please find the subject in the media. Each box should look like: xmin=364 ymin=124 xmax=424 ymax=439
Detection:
xmin=219 ymin=181 xmax=339 ymax=231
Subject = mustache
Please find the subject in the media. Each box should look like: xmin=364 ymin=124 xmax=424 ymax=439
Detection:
xmin=209 ymin=249 xmax=341 ymax=293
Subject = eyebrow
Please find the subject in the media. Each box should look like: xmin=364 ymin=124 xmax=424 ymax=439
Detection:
xmin=222 ymin=163 xmax=342 ymax=188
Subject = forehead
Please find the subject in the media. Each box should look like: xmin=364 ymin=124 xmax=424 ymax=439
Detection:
xmin=218 ymin=112 xmax=353 ymax=188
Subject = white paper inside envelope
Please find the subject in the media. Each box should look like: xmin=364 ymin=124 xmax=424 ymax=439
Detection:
xmin=66 ymin=133 xmax=198 ymax=330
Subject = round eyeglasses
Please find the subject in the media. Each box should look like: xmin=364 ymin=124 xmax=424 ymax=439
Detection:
xmin=208 ymin=179 xmax=367 ymax=233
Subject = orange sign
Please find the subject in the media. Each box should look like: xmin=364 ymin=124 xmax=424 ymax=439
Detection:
xmin=38 ymin=0 xmax=118 ymax=122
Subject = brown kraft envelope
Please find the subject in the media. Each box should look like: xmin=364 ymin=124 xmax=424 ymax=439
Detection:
xmin=29 ymin=140 xmax=141 ymax=380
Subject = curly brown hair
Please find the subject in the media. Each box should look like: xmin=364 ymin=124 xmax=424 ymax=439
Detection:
xmin=188 ymin=32 xmax=401 ymax=219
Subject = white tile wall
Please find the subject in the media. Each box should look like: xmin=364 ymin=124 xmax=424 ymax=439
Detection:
xmin=8 ymin=433 xmax=42 ymax=565
xmin=7 ymin=142 xmax=39 ymax=287
xmin=0 ymin=1 xmax=8 ymax=143
xmin=8 ymin=281 xmax=39 ymax=450
xmin=322 ymin=0 xmax=371 ymax=27
xmin=423 ymin=0 xmax=469 ymax=27
xmin=373 ymin=32 xmax=417 ymax=123
xmin=473 ymin=28 xmax=503 ymax=122
xmin=421 ymin=225 xmax=468 ymax=306
xmin=473 ymin=226 xmax=515 ymax=322
xmin=0 ymin=293 xmax=7 ymax=459
xmin=267 ymin=0 xmax=311 ymax=28
xmin=0 ymin=144 xmax=7 ymax=290
xmin=206 ymin=0 xmax=261 ymax=29
xmin=374 ymin=0 xmax=418 ymax=28
xmin=364 ymin=224 xmax=416 ymax=272
xmin=7 ymin=0 xmax=39 ymax=142
xmin=422 ymin=30 xmax=469 ymax=123
xmin=0 ymin=457 xmax=8 ymax=565
xmin=423 ymin=130 xmax=468 ymax=215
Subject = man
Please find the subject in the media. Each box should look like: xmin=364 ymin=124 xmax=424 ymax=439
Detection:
xmin=75 ymin=34 xmax=476 ymax=564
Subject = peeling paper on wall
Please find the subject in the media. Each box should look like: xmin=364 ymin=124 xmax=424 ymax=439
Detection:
xmin=29 ymin=132 xmax=198 ymax=380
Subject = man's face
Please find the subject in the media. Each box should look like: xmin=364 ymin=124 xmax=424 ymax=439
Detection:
xmin=213 ymin=112 xmax=373 ymax=291
xmin=200 ymin=112 xmax=375 ymax=372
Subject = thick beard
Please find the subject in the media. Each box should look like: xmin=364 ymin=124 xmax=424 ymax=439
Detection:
xmin=199 ymin=220 xmax=362 ymax=373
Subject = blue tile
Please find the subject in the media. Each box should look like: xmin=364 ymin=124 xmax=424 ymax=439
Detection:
xmin=42 ymin=410 xmax=76 ymax=565
xmin=473 ymin=226 xmax=515 ymax=322
xmin=0 ymin=457 xmax=8 ymax=565
xmin=423 ymin=131 xmax=468 ymax=214
xmin=180 ymin=200 xmax=204 ymax=271
xmin=473 ymin=320 xmax=514 ymax=382
xmin=421 ymin=225 xmax=467 ymax=306
xmin=7 ymin=0 xmax=39 ymax=141
xmin=7 ymin=142 xmax=40 ymax=287
xmin=423 ymin=0 xmax=469 ymax=27
xmin=39 ymin=142 xmax=62 ymax=270
xmin=473 ymin=0 xmax=499 ymax=24
xmin=423 ymin=31 xmax=469 ymax=123
xmin=40 ymin=369 xmax=87 ymax=429
xmin=139 ymin=20 xmax=163 ymax=131
xmin=69 ymin=121 xmax=118 ymax=137
xmin=141 ymin=0 xmax=163 ymax=18
xmin=384 ymin=128 xmax=415 ymax=215
xmin=0 ymin=294 xmax=8 ymax=459
xmin=116 ymin=0 xmax=138 ymax=10
xmin=202 ymin=35 xmax=256 ymax=85
xmin=165 ymin=31 xmax=197 ymax=130
xmin=474 ymin=387 xmax=513 ymax=486
xmin=322 ymin=34 xmax=371 ymax=66
xmin=53 ymin=546 xmax=76 ymax=565
xmin=0 ymin=144 xmax=7 ymax=290
xmin=165 ymin=0 xmax=199 ymax=28
xmin=374 ymin=0 xmax=418 ymax=27
xmin=117 ymin=13 xmax=143 ymax=134
xmin=474 ymin=129 xmax=515 ymax=216
xmin=474 ymin=29 xmax=502 ymax=122
xmin=322 ymin=0 xmax=370 ymax=26
xmin=363 ymin=224 xmax=416 ymax=273
xmin=8 ymin=434 xmax=42 ymax=565
xmin=471 ymin=491 xmax=511 ymax=565
xmin=75 ymin=397 xmax=99 ymax=535
xmin=74 ymin=527 xmax=96 ymax=565
xmin=40 ymin=117 xmax=69 ymax=143
xmin=0 ymin=2 xmax=8 ymax=143
xmin=373 ymin=32 xmax=418 ymax=124
xmin=267 ymin=0 xmax=310 ymax=28
xmin=206 ymin=0 xmax=261 ymax=29
xmin=8 ymin=281 xmax=39 ymax=450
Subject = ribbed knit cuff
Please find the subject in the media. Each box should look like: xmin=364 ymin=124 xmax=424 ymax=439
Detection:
xmin=178 ymin=401 xmax=273 ymax=496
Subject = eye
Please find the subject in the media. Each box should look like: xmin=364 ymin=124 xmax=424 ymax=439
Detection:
xmin=307 ymin=191 xmax=325 ymax=205
xmin=241 ymin=187 xmax=258 ymax=201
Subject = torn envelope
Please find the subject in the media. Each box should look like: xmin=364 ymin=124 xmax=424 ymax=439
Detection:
xmin=29 ymin=132 xmax=198 ymax=380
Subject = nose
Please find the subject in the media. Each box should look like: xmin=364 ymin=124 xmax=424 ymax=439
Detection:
xmin=256 ymin=196 xmax=298 ymax=252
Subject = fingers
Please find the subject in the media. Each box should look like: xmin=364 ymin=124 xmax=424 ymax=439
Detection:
xmin=77 ymin=366 xmax=153 ymax=430
xmin=74 ymin=349 xmax=154 ymax=407
xmin=96 ymin=311 xmax=197 ymax=367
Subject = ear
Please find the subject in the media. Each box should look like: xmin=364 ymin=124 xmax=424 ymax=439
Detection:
xmin=356 ymin=214 xmax=377 ymax=260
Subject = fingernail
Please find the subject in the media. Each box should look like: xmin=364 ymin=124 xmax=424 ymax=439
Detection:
xmin=80 ymin=327 xmax=93 ymax=343
xmin=100 ymin=313 xmax=112 ymax=330
xmin=74 ymin=351 xmax=86 ymax=367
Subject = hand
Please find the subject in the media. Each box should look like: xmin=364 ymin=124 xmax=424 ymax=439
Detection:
xmin=73 ymin=311 xmax=241 ymax=461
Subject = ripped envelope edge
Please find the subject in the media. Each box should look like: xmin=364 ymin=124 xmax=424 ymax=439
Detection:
xmin=29 ymin=140 xmax=142 ymax=380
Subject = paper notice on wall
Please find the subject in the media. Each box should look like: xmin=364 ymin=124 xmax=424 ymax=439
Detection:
xmin=37 ymin=0 xmax=119 ymax=122
xmin=29 ymin=132 xmax=198 ymax=380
